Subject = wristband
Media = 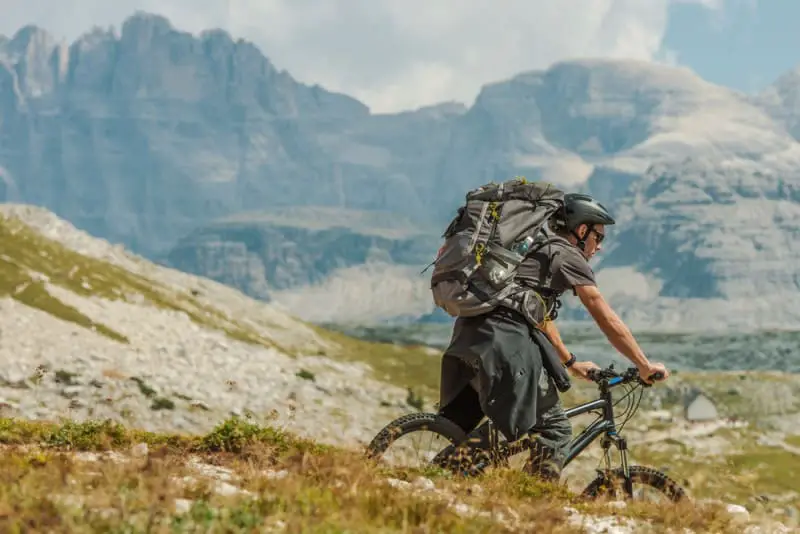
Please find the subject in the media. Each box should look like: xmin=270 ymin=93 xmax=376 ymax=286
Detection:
xmin=565 ymin=353 xmax=576 ymax=368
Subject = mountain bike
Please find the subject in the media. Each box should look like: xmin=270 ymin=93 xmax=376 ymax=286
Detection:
xmin=366 ymin=364 xmax=686 ymax=502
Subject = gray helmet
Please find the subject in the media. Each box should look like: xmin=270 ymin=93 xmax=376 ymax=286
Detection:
xmin=553 ymin=193 xmax=615 ymax=234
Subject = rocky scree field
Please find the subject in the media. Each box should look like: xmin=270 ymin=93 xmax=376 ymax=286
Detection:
xmin=0 ymin=203 xmax=795 ymax=532
xmin=0 ymin=203 xmax=443 ymax=447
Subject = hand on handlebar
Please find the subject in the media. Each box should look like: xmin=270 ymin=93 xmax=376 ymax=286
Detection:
xmin=637 ymin=361 xmax=669 ymax=385
xmin=568 ymin=360 xmax=601 ymax=382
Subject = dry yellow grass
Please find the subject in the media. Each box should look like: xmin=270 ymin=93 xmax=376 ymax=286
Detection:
xmin=0 ymin=415 xmax=762 ymax=533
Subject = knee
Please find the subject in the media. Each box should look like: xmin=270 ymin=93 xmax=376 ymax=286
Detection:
xmin=554 ymin=418 xmax=573 ymax=439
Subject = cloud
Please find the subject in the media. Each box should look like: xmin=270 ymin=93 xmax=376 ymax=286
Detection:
xmin=0 ymin=0 xmax=723 ymax=113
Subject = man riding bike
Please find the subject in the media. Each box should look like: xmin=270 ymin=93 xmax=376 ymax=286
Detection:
xmin=436 ymin=192 xmax=670 ymax=480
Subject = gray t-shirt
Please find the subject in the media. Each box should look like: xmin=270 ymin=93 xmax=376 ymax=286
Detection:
xmin=516 ymin=235 xmax=596 ymax=296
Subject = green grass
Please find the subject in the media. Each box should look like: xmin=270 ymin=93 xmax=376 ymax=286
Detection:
xmin=626 ymin=426 xmax=800 ymax=513
xmin=310 ymin=326 xmax=442 ymax=401
xmin=725 ymin=445 xmax=800 ymax=498
xmin=0 ymin=415 xmax=325 ymax=457
xmin=785 ymin=435 xmax=800 ymax=448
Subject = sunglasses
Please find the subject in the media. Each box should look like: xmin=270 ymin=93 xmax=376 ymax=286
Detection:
xmin=591 ymin=228 xmax=605 ymax=244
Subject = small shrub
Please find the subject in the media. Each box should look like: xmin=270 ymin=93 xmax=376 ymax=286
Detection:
xmin=130 ymin=377 xmax=156 ymax=398
xmin=151 ymin=397 xmax=175 ymax=411
xmin=199 ymin=416 xmax=289 ymax=454
xmin=296 ymin=369 xmax=316 ymax=381
xmin=54 ymin=369 xmax=79 ymax=386
xmin=45 ymin=419 xmax=130 ymax=450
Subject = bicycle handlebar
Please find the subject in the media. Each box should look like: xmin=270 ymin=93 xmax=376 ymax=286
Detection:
xmin=586 ymin=365 xmax=665 ymax=388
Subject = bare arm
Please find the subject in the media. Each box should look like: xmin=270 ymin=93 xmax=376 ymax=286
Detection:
xmin=574 ymin=284 xmax=651 ymax=370
xmin=539 ymin=319 xmax=572 ymax=365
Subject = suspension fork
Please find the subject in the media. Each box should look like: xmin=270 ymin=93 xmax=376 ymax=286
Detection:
xmin=604 ymin=433 xmax=633 ymax=497
xmin=600 ymin=385 xmax=633 ymax=498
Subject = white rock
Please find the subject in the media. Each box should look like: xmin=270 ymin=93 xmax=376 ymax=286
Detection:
xmin=214 ymin=481 xmax=252 ymax=497
xmin=174 ymin=498 xmax=193 ymax=514
xmin=412 ymin=476 xmax=435 ymax=492
xmin=744 ymin=523 xmax=792 ymax=534
xmin=130 ymin=442 xmax=149 ymax=458
xmin=187 ymin=458 xmax=235 ymax=482
xmin=386 ymin=478 xmax=412 ymax=490
xmin=451 ymin=502 xmax=473 ymax=517
xmin=73 ymin=452 xmax=101 ymax=463
xmin=563 ymin=506 xmax=638 ymax=534
xmin=726 ymin=503 xmax=750 ymax=519
xmin=264 ymin=469 xmax=289 ymax=480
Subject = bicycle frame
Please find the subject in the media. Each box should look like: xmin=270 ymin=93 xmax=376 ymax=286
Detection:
xmin=562 ymin=378 xmax=630 ymax=479
xmin=480 ymin=375 xmax=636 ymax=493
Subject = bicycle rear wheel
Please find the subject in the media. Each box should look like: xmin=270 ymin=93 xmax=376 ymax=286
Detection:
xmin=582 ymin=465 xmax=687 ymax=503
xmin=366 ymin=412 xmax=468 ymax=471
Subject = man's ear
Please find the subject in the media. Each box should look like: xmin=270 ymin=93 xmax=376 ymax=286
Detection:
xmin=576 ymin=224 xmax=588 ymax=240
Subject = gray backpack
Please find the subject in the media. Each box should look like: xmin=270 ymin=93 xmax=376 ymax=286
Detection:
xmin=430 ymin=177 xmax=565 ymax=323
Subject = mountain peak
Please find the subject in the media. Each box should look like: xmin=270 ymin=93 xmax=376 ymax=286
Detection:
xmin=542 ymin=57 xmax=715 ymax=94
xmin=752 ymin=63 xmax=800 ymax=140
xmin=120 ymin=10 xmax=175 ymax=36
xmin=9 ymin=24 xmax=52 ymax=44
xmin=6 ymin=24 xmax=55 ymax=57
xmin=0 ymin=10 xmax=369 ymax=117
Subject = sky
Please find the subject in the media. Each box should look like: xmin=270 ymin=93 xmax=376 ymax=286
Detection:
xmin=0 ymin=0 xmax=797 ymax=114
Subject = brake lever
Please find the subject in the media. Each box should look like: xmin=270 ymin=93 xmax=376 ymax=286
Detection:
xmin=650 ymin=371 xmax=665 ymax=381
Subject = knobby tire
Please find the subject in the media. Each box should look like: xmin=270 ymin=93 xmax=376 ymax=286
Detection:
xmin=582 ymin=465 xmax=687 ymax=502
xmin=366 ymin=412 xmax=468 ymax=462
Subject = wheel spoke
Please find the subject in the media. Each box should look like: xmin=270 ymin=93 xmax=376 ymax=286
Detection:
xmin=366 ymin=413 xmax=468 ymax=473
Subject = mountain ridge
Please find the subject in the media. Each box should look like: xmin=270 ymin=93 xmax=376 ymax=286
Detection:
xmin=5 ymin=12 xmax=800 ymax=329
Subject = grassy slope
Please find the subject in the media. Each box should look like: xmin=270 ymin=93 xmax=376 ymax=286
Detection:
xmin=625 ymin=425 xmax=799 ymax=499
xmin=0 ymin=214 xmax=280 ymax=349
xmin=0 ymin=416 xmax=746 ymax=534
xmin=0 ymin=213 xmax=442 ymax=401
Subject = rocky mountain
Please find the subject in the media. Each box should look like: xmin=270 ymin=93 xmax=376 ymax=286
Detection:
xmin=753 ymin=66 xmax=800 ymax=141
xmin=0 ymin=13 xmax=458 ymax=257
xmin=581 ymin=154 xmax=800 ymax=331
xmin=163 ymin=206 xmax=438 ymax=303
xmin=262 ymin=59 xmax=800 ymax=329
xmin=5 ymin=12 xmax=800 ymax=330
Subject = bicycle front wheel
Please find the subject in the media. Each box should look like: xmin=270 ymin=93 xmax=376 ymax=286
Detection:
xmin=365 ymin=412 xmax=468 ymax=471
xmin=582 ymin=465 xmax=687 ymax=503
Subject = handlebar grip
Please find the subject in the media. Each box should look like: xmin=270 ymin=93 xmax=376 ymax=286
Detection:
xmin=649 ymin=371 xmax=665 ymax=381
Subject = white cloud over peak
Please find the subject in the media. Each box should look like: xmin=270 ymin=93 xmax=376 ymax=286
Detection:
xmin=0 ymin=0 xmax=724 ymax=113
